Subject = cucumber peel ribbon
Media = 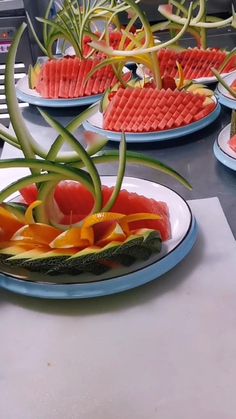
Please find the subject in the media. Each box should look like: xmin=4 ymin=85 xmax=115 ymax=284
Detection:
xmin=89 ymin=4 xmax=193 ymax=57
xmin=38 ymin=109 xmax=103 ymax=214
xmin=158 ymin=2 xmax=234 ymax=28
xmin=5 ymin=23 xmax=37 ymax=172
xmin=102 ymin=133 xmax=127 ymax=212
xmin=72 ymin=150 xmax=192 ymax=191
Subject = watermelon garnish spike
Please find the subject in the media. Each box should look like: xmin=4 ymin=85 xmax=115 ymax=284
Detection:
xmin=58 ymin=0 xmax=82 ymax=54
xmin=38 ymin=108 xmax=103 ymax=213
xmin=73 ymin=151 xmax=192 ymax=191
xmin=211 ymin=68 xmax=236 ymax=99
xmin=102 ymin=133 xmax=127 ymax=212
xmin=5 ymin=23 xmax=37 ymax=174
xmin=26 ymin=12 xmax=48 ymax=56
xmin=43 ymin=0 xmax=55 ymax=46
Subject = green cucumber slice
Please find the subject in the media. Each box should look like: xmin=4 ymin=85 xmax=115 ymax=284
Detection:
xmin=102 ymin=134 xmax=126 ymax=212
xmin=72 ymin=150 xmax=192 ymax=190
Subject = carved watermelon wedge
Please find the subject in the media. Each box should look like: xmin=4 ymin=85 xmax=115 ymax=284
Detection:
xmin=35 ymin=57 xmax=131 ymax=99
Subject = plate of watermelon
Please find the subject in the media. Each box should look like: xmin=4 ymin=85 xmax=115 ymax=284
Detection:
xmin=0 ymin=177 xmax=197 ymax=299
xmin=83 ymin=89 xmax=221 ymax=143
xmin=136 ymin=48 xmax=236 ymax=85
xmin=15 ymin=57 xmax=131 ymax=108
xmin=214 ymin=123 xmax=236 ymax=170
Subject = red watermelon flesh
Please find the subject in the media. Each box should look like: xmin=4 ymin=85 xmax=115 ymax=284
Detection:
xmin=58 ymin=59 xmax=68 ymax=98
xmin=228 ymin=134 xmax=236 ymax=152
xmin=20 ymin=182 xmax=171 ymax=241
xmin=36 ymin=57 xmax=131 ymax=99
xmin=230 ymin=79 xmax=236 ymax=91
xmin=103 ymin=87 xmax=215 ymax=132
xmin=157 ymin=48 xmax=236 ymax=79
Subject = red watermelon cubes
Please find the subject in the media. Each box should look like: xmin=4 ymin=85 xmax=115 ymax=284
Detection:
xmin=35 ymin=57 xmax=131 ymax=99
xmin=158 ymin=48 xmax=236 ymax=79
xmin=103 ymin=87 xmax=216 ymax=132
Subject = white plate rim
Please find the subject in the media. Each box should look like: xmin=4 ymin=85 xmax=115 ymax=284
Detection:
xmin=0 ymin=177 xmax=197 ymax=298
xmin=15 ymin=75 xmax=103 ymax=108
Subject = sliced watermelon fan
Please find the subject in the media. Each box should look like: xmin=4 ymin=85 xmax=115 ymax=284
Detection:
xmin=20 ymin=183 xmax=171 ymax=241
xmin=158 ymin=48 xmax=236 ymax=80
xmin=36 ymin=57 xmax=131 ymax=99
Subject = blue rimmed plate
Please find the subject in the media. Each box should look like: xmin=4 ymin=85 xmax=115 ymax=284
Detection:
xmin=213 ymin=123 xmax=236 ymax=170
xmin=83 ymin=100 xmax=221 ymax=143
xmin=215 ymin=71 xmax=236 ymax=110
xmin=0 ymin=177 xmax=197 ymax=299
xmin=15 ymin=75 xmax=103 ymax=108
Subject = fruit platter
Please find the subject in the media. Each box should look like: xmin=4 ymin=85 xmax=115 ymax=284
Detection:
xmin=16 ymin=0 xmax=236 ymax=115
xmin=1 ymin=0 xmax=236 ymax=298
xmin=0 ymin=12 xmax=199 ymax=298
xmin=16 ymin=56 xmax=132 ymax=108
xmin=214 ymin=110 xmax=236 ymax=171
xmin=83 ymin=87 xmax=220 ymax=143
xmin=135 ymin=0 xmax=236 ymax=84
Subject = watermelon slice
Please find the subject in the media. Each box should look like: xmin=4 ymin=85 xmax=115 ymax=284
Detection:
xmin=150 ymin=48 xmax=236 ymax=80
xmin=228 ymin=134 xmax=236 ymax=152
xmin=20 ymin=182 xmax=171 ymax=241
xmin=103 ymin=87 xmax=216 ymax=132
xmin=35 ymin=57 xmax=131 ymax=99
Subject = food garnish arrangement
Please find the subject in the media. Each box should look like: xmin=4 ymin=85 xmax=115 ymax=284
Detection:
xmin=0 ymin=0 xmax=234 ymax=294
